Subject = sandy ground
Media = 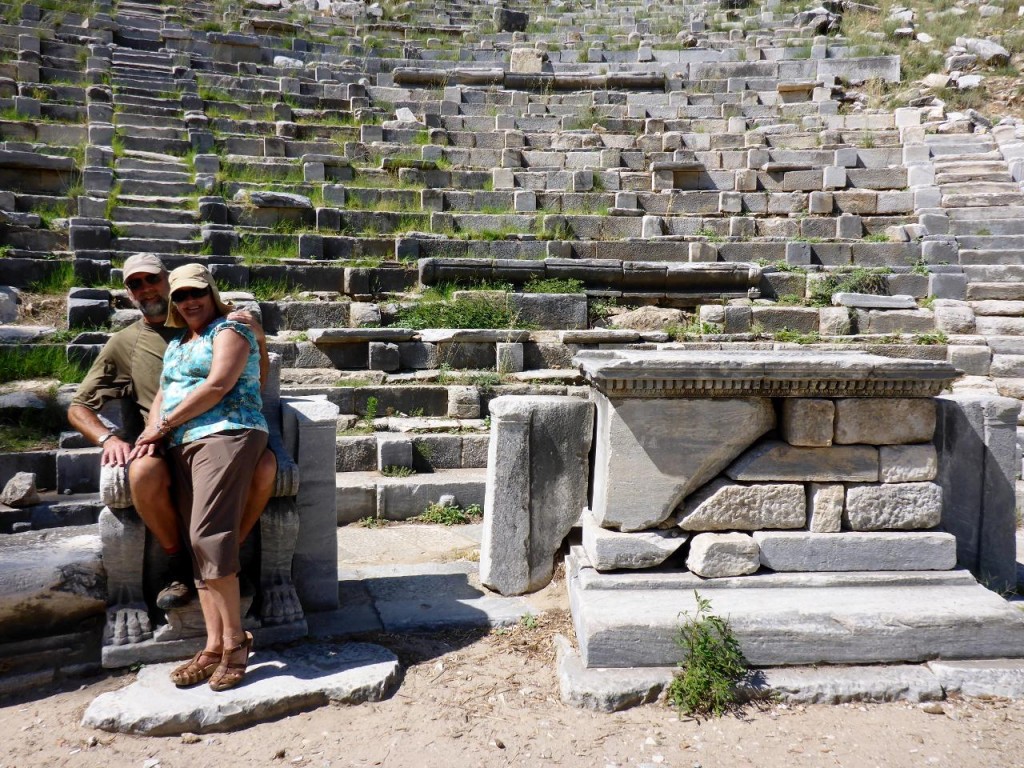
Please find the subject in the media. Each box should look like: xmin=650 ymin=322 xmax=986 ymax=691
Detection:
xmin=4 ymin=525 xmax=1024 ymax=767
xmin=4 ymin=608 xmax=1024 ymax=768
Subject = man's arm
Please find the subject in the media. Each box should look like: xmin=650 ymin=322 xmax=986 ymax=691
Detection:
xmin=228 ymin=309 xmax=269 ymax=390
xmin=67 ymin=404 xmax=133 ymax=467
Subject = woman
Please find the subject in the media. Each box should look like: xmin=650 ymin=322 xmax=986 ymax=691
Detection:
xmin=130 ymin=263 xmax=268 ymax=691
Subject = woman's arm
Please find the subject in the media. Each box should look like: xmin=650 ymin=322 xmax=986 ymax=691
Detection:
xmin=228 ymin=310 xmax=269 ymax=390
xmin=132 ymin=329 xmax=250 ymax=448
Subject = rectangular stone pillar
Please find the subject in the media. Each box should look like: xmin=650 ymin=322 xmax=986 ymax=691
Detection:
xmin=282 ymin=397 xmax=340 ymax=611
xmin=935 ymin=394 xmax=1020 ymax=593
xmin=480 ymin=396 xmax=594 ymax=595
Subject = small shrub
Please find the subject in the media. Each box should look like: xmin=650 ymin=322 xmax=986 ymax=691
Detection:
xmin=773 ymin=328 xmax=821 ymax=344
xmin=357 ymin=515 xmax=389 ymax=528
xmin=396 ymin=293 xmax=520 ymax=330
xmin=247 ymin=278 xmax=294 ymax=301
xmin=523 ymin=277 xmax=585 ymax=294
xmin=415 ymin=502 xmax=483 ymax=525
xmin=28 ymin=262 xmax=75 ymax=294
xmin=381 ymin=465 xmax=416 ymax=477
xmin=666 ymin=592 xmax=748 ymax=718
xmin=915 ymin=331 xmax=949 ymax=346
xmin=807 ymin=267 xmax=891 ymax=307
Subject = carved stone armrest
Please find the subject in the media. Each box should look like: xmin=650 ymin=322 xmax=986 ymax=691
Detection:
xmin=100 ymin=463 xmax=133 ymax=509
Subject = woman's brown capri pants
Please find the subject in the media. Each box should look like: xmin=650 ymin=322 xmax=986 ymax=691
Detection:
xmin=169 ymin=428 xmax=269 ymax=582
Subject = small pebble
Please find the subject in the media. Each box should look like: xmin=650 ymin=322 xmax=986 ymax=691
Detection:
xmin=920 ymin=702 xmax=945 ymax=715
xmin=181 ymin=733 xmax=201 ymax=744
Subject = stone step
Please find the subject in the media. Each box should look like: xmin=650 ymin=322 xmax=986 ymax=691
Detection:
xmin=568 ymin=553 xmax=1024 ymax=668
xmin=113 ymin=94 xmax=183 ymax=110
xmin=110 ymin=206 xmax=196 ymax=224
xmin=117 ymin=194 xmax=194 ymax=208
xmin=968 ymin=282 xmax=1024 ymax=301
xmin=959 ymin=249 xmax=1024 ymax=266
xmin=952 ymin=220 xmax=1024 ymax=236
xmin=963 ymin=265 xmax=1024 ymax=281
xmin=112 ymin=221 xmax=199 ymax=239
xmin=116 ymin=156 xmax=189 ymax=172
xmin=927 ymin=146 xmax=1000 ymax=159
xmin=969 ymin=300 xmax=1024 ymax=317
xmin=942 ymin=192 xmax=1024 ymax=208
xmin=985 ymin=337 xmax=1024 ymax=354
xmin=112 ymin=237 xmax=202 ymax=254
xmin=117 ymin=179 xmax=195 ymax=196
xmin=115 ymin=125 xmax=188 ymax=141
xmin=935 ymin=171 xmax=1011 ymax=185
xmin=115 ymin=113 xmax=186 ymax=129
xmin=335 ymin=467 xmax=486 ymax=525
xmin=119 ymin=136 xmax=192 ymax=155
xmin=114 ymin=168 xmax=191 ymax=183
xmin=115 ymin=103 xmax=184 ymax=119
xmin=990 ymin=355 xmax=1024 ymax=378
xmin=956 ymin=235 xmax=1024 ymax=249
xmin=944 ymin=205 xmax=1024 ymax=221
xmin=939 ymin=181 xmax=1023 ymax=196
xmin=975 ymin=316 xmax=1024 ymax=336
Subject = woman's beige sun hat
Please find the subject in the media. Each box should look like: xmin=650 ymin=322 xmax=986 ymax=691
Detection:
xmin=165 ymin=263 xmax=234 ymax=328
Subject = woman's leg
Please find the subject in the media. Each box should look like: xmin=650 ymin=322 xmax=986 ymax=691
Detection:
xmin=203 ymin=573 xmax=243 ymax=650
xmin=196 ymin=585 xmax=225 ymax=654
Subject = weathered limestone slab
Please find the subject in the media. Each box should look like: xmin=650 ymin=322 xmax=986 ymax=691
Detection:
xmin=0 ymin=526 xmax=104 ymax=643
xmin=754 ymin=531 xmax=956 ymax=571
xmin=879 ymin=444 xmax=938 ymax=483
xmin=570 ymin=560 xmax=1024 ymax=668
xmin=845 ymin=482 xmax=942 ymax=530
xmin=726 ymin=440 xmax=879 ymax=482
xmin=834 ymin=399 xmax=936 ymax=445
xmin=808 ymin=482 xmax=843 ymax=533
xmin=677 ymin=479 xmax=806 ymax=531
xmin=591 ymin=396 xmax=775 ymax=531
xmin=934 ymin=394 xmax=1020 ymax=593
xmin=781 ymin=398 xmax=834 ymax=447
xmin=82 ymin=643 xmax=399 ymax=736
xmin=758 ymin=665 xmax=944 ymax=704
xmin=555 ymin=634 xmax=672 ymax=712
xmin=481 ymin=396 xmax=593 ymax=595
xmin=928 ymin=660 xmax=1024 ymax=699
xmin=686 ymin=532 xmax=760 ymax=577
xmin=581 ymin=509 xmax=687 ymax=571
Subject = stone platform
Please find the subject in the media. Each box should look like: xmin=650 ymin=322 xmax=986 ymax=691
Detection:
xmin=568 ymin=548 xmax=1024 ymax=669
xmin=82 ymin=642 xmax=399 ymax=736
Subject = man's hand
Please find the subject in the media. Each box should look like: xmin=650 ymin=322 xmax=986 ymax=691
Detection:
xmin=228 ymin=309 xmax=266 ymax=345
xmin=101 ymin=435 xmax=133 ymax=467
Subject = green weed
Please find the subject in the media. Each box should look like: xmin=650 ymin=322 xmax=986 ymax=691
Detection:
xmin=666 ymin=592 xmax=748 ymax=718
xmin=523 ymin=277 xmax=585 ymax=294
xmin=0 ymin=346 xmax=86 ymax=385
xmin=381 ymin=465 xmax=416 ymax=477
xmin=414 ymin=501 xmax=483 ymax=525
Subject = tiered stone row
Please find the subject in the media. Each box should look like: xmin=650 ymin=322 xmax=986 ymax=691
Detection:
xmin=0 ymin=0 xmax=1022 ymax=521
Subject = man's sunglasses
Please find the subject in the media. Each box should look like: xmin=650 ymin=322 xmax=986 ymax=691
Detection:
xmin=171 ymin=287 xmax=210 ymax=303
xmin=125 ymin=274 xmax=163 ymax=291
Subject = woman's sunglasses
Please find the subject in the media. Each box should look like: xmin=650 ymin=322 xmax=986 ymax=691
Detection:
xmin=125 ymin=274 xmax=163 ymax=291
xmin=171 ymin=287 xmax=211 ymax=303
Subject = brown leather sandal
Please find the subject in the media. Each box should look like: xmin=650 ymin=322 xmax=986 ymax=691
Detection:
xmin=170 ymin=649 xmax=221 ymax=687
xmin=209 ymin=631 xmax=253 ymax=692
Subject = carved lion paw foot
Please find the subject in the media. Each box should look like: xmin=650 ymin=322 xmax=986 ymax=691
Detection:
xmin=106 ymin=605 xmax=153 ymax=646
xmin=261 ymin=580 xmax=304 ymax=626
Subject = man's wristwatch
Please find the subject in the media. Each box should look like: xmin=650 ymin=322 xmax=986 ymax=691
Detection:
xmin=98 ymin=431 xmax=117 ymax=446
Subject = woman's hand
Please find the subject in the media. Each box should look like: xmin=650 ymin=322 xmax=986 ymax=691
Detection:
xmin=128 ymin=424 xmax=165 ymax=460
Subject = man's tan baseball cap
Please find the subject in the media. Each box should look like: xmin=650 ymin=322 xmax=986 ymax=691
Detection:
xmin=121 ymin=253 xmax=165 ymax=282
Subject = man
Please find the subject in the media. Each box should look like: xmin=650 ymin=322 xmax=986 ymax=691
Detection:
xmin=68 ymin=253 xmax=277 ymax=610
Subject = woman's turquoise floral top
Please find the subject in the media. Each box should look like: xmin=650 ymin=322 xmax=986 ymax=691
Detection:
xmin=160 ymin=317 xmax=268 ymax=446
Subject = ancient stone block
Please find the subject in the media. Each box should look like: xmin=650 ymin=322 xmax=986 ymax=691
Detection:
xmin=677 ymin=479 xmax=806 ymax=531
xmin=686 ymin=532 xmax=760 ymax=577
xmin=581 ymin=510 xmax=687 ymax=571
xmin=781 ymin=399 xmax=834 ymax=447
xmin=726 ymin=440 xmax=878 ymax=482
xmin=879 ymin=444 xmax=937 ymax=483
xmin=481 ymin=396 xmax=594 ymax=595
xmin=833 ymin=399 xmax=936 ymax=445
xmin=592 ymin=397 xmax=776 ymax=531
xmin=755 ymin=531 xmax=957 ymax=571
xmin=844 ymin=482 xmax=942 ymax=530
xmin=808 ymin=482 xmax=844 ymax=533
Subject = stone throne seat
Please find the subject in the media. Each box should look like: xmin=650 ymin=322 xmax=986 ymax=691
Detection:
xmin=96 ymin=354 xmax=338 ymax=668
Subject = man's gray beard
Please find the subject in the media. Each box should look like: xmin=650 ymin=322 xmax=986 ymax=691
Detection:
xmin=138 ymin=297 xmax=168 ymax=318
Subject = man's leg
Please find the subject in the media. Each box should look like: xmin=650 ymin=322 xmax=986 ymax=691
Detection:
xmin=128 ymin=453 xmax=192 ymax=609
xmin=240 ymin=448 xmax=277 ymax=543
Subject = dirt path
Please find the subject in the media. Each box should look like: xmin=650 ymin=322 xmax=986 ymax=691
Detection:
xmin=4 ymin=610 xmax=1024 ymax=768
